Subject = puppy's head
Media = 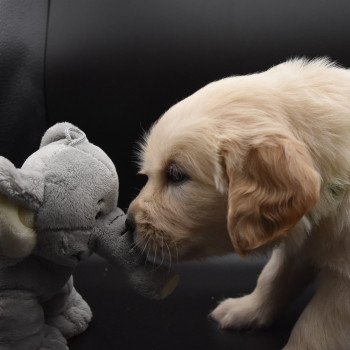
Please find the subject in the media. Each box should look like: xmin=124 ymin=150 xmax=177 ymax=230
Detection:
xmin=129 ymin=100 xmax=321 ymax=261
xmin=128 ymin=109 xmax=230 ymax=262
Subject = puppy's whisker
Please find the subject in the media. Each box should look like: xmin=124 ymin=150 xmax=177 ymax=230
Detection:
xmin=153 ymin=240 xmax=158 ymax=267
xmin=145 ymin=243 xmax=152 ymax=266
xmin=160 ymin=236 xmax=165 ymax=268
xmin=139 ymin=235 xmax=152 ymax=261
xmin=129 ymin=241 xmax=139 ymax=254
xmin=165 ymin=241 xmax=172 ymax=273
xmin=173 ymin=241 xmax=179 ymax=263
xmin=142 ymin=245 xmax=149 ymax=267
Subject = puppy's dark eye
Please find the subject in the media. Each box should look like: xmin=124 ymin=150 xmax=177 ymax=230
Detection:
xmin=95 ymin=211 xmax=102 ymax=220
xmin=166 ymin=165 xmax=189 ymax=184
xmin=137 ymin=173 xmax=148 ymax=187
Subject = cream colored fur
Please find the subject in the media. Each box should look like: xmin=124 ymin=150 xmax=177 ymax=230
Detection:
xmin=0 ymin=194 xmax=36 ymax=258
xmin=129 ymin=58 xmax=350 ymax=349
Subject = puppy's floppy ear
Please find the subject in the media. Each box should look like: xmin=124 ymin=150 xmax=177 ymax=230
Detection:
xmin=219 ymin=135 xmax=320 ymax=255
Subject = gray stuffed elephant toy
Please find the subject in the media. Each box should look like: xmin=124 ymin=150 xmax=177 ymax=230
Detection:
xmin=0 ymin=123 xmax=178 ymax=350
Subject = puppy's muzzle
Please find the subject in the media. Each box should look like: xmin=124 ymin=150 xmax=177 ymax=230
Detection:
xmin=125 ymin=213 xmax=137 ymax=241
xmin=125 ymin=213 xmax=136 ymax=231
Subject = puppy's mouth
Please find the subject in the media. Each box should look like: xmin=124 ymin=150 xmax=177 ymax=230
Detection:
xmin=134 ymin=230 xmax=180 ymax=267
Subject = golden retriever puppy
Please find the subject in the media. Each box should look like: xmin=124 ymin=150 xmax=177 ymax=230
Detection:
xmin=128 ymin=58 xmax=350 ymax=349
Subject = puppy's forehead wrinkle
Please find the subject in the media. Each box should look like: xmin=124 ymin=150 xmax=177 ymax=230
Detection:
xmin=140 ymin=120 xmax=219 ymax=186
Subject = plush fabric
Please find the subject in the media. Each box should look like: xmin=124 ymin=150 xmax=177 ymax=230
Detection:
xmin=0 ymin=123 xmax=177 ymax=350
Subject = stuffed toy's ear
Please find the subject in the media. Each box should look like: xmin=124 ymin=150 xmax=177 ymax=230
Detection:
xmin=0 ymin=157 xmax=42 ymax=258
xmin=0 ymin=194 xmax=36 ymax=258
xmin=40 ymin=122 xmax=87 ymax=148
xmin=0 ymin=157 xmax=44 ymax=210
xmin=219 ymin=135 xmax=320 ymax=256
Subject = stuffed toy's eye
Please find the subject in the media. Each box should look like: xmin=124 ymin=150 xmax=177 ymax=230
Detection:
xmin=166 ymin=165 xmax=189 ymax=184
xmin=95 ymin=198 xmax=105 ymax=219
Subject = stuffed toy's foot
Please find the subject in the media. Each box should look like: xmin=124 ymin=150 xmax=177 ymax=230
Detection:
xmin=0 ymin=290 xmax=67 ymax=350
xmin=39 ymin=325 xmax=68 ymax=350
xmin=46 ymin=287 xmax=92 ymax=339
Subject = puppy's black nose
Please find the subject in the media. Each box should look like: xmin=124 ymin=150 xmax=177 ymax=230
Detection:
xmin=125 ymin=214 xmax=136 ymax=233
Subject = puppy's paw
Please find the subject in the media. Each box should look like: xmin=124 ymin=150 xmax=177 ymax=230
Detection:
xmin=210 ymin=294 xmax=272 ymax=330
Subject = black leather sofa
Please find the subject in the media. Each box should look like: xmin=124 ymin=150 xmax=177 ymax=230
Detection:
xmin=1 ymin=1 xmax=350 ymax=349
